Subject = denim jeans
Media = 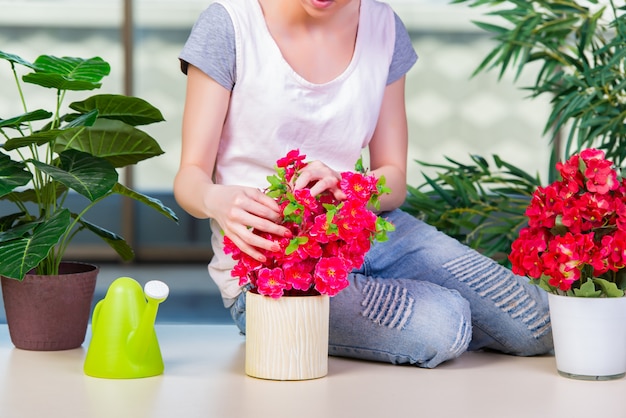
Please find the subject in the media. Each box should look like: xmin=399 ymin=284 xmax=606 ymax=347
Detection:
xmin=230 ymin=209 xmax=553 ymax=368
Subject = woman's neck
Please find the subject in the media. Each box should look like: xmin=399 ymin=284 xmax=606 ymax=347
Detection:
xmin=257 ymin=0 xmax=361 ymax=84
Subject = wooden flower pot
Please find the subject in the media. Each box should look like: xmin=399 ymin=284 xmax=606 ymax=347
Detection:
xmin=245 ymin=291 xmax=329 ymax=380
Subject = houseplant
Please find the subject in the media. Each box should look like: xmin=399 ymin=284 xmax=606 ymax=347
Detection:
xmin=452 ymin=0 xmax=625 ymax=173
xmin=402 ymin=154 xmax=542 ymax=266
xmin=509 ymin=148 xmax=626 ymax=380
xmin=404 ymin=0 xmax=626 ymax=381
xmin=400 ymin=0 xmax=625 ymax=380
xmin=405 ymin=0 xmax=625 ymax=254
xmin=224 ymin=149 xmax=393 ymax=380
xmin=0 ymin=50 xmax=178 ymax=350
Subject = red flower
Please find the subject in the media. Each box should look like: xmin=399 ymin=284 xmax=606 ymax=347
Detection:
xmin=509 ymin=148 xmax=626 ymax=297
xmin=509 ymin=227 xmax=547 ymax=278
xmin=582 ymin=149 xmax=618 ymax=194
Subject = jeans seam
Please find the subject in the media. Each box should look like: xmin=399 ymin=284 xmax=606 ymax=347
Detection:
xmin=328 ymin=343 xmax=421 ymax=365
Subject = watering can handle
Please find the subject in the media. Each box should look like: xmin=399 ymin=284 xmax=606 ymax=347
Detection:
xmin=91 ymin=300 xmax=103 ymax=332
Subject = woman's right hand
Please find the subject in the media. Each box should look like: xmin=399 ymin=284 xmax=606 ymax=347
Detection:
xmin=209 ymin=184 xmax=292 ymax=262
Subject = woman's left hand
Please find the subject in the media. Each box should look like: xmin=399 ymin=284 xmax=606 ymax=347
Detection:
xmin=293 ymin=160 xmax=347 ymax=201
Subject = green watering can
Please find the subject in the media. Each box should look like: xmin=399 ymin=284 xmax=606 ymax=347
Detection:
xmin=84 ymin=277 xmax=169 ymax=379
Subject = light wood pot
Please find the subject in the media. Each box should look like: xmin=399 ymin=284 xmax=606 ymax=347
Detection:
xmin=245 ymin=291 xmax=329 ymax=380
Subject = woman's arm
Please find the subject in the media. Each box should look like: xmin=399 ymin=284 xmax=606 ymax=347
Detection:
xmin=174 ymin=65 xmax=290 ymax=261
xmin=368 ymin=75 xmax=409 ymax=212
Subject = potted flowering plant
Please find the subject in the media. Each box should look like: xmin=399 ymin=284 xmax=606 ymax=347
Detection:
xmin=224 ymin=149 xmax=394 ymax=299
xmin=509 ymin=148 xmax=626 ymax=298
xmin=225 ymin=149 xmax=394 ymax=380
xmin=509 ymin=148 xmax=626 ymax=380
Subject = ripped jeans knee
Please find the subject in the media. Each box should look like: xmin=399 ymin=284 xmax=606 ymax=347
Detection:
xmin=329 ymin=275 xmax=472 ymax=368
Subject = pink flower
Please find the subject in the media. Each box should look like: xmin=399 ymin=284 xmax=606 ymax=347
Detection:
xmin=340 ymin=171 xmax=377 ymax=204
xmin=256 ymin=268 xmax=288 ymax=298
xmin=294 ymin=189 xmax=320 ymax=214
xmin=225 ymin=150 xmax=394 ymax=298
xmin=314 ymin=257 xmax=350 ymax=297
xmin=283 ymin=262 xmax=314 ymax=292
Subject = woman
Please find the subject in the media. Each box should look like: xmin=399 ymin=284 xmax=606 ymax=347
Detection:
xmin=175 ymin=0 xmax=553 ymax=368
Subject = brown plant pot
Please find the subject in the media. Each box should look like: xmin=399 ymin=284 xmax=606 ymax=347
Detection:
xmin=1 ymin=261 xmax=99 ymax=351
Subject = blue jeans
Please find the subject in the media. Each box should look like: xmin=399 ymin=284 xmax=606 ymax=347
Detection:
xmin=230 ymin=209 xmax=553 ymax=368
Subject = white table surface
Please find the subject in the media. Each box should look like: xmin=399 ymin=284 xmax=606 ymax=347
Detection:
xmin=1 ymin=324 xmax=624 ymax=418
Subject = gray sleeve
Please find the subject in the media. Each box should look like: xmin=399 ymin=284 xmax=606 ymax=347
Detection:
xmin=179 ymin=3 xmax=236 ymax=91
xmin=387 ymin=12 xmax=418 ymax=85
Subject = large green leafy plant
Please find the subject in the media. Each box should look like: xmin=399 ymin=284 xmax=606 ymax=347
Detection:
xmin=0 ymin=51 xmax=178 ymax=280
xmin=452 ymin=0 xmax=625 ymax=173
xmin=405 ymin=0 xmax=625 ymax=259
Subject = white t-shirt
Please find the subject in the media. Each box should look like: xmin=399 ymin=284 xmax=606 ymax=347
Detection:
xmin=180 ymin=0 xmax=417 ymax=306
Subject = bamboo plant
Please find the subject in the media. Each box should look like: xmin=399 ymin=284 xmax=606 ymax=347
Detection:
xmin=404 ymin=0 xmax=625 ymax=259
xmin=452 ymin=0 xmax=625 ymax=173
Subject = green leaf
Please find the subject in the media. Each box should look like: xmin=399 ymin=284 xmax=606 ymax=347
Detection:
xmin=536 ymin=275 xmax=555 ymax=293
xmin=69 ymin=94 xmax=165 ymax=126
xmin=0 ymin=110 xmax=52 ymax=129
xmin=0 ymin=216 xmax=37 ymax=241
xmin=0 ymin=209 xmax=71 ymax=280
xmin=573 ymin=278 xmax=602 ymax=297
xmin=355 ymin=156 xmax=365 ymax=173
xmin=375 ymin=217 xmax=395 ymax=242
xmin=0 ymin=50 xmax=36 ymax=69
xmin=283 ymin=201 xmax=302 ymax=218
xmin=0 ymin=151 xmax=32 ymax=198
xmin=76 ymin=217 xmax=134 ymax=261
xmin=54 ymin=119 xmax=164 ymax=167
xmin=22 ymin=55 xmax=110 ymax=91
xmin=30 ymin=149 xmax=118 ymax=201
xmin=266 ymin=174 xmax=283 ymax=188
xmin=111 ymin=183 xmax=178 ymax=222
xmin=472 ymin=20 xmax=510 ymax=36
xmin=422 ymin=174 xmax=457 ymax=207
xmin=593 ymin=278 xmax=625 ymax=298
xmin=64 ymin=109 xmax=99 ymax=128
xmin=285 ymin=236 xmax=308 ymax=255
xmin=2 ymin=182 xmax=67 ymax=205
xmin=3 ymin=129 xmax=63 ymax=150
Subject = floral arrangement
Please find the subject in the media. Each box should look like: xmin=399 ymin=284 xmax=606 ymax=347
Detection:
xmin=224 ymin=150 xmax=394 ymax=298
xmin=509 ymin=148 xmax=626 ymax=297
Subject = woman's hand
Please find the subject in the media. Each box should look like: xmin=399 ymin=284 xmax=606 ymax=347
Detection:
xmin=217 ymin=160 xmax=345 ymax=261
xmin=293 ymin=160 xmax=347 ymax=200
xmin=210 ymin=184 xmax=292 ymax=262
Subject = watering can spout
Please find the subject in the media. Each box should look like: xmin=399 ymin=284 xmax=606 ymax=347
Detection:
xmin=127 ymin=280 xmax=169 ymax=361
xmin=84 ymin=277 xmax=169 ymax=379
